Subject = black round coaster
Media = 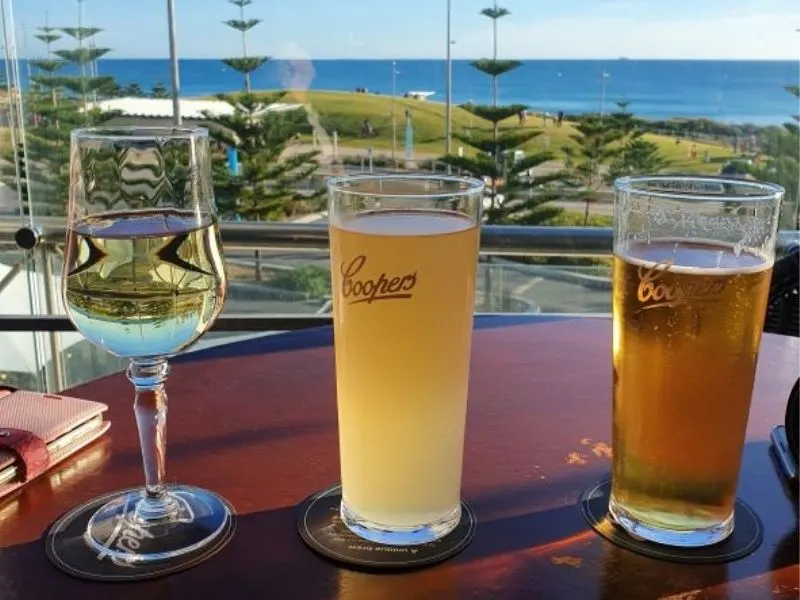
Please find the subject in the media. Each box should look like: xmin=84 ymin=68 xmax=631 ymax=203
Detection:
xmin=581 ymin=479 xmax=763 ymax=564
xmin=296 ymin=485 xmax=476 ymax=571
xmin=46 ymin=486 xmax=236 ymax=582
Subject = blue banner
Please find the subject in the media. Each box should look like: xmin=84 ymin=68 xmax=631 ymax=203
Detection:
xmin=405 ymin=111 xmax=413 ymax=160
xmin=227 ymin=147 xmax=240 ymax=176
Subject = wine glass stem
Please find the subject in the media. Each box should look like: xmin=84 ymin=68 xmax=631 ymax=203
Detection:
xmin=128 ymin=358 xmax=177 ymax=522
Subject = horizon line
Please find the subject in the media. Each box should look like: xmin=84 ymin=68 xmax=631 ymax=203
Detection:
xmin=18 ymin=56 xmax=800 ymax=62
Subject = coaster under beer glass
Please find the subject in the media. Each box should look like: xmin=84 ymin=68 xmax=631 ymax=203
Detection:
xmin=328 ymin=175 xmax=484 ymax=545
xmin=610 ymin=176 xmax=784 ymax=547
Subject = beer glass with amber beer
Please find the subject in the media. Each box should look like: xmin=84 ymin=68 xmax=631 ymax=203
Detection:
xmin=328 ymin=175 xmax=484 ymax=545
xmin=610 ymin=176 xmax=784 ymax=547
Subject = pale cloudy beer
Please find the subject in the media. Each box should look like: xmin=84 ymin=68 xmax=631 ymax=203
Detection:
xmin=611 ymin=241 xmax=772 ymax=540
xmin=609 ymin=176 xmax=783 ymax=548
xmin=331 ymin=210 xmax=479 ymax=535
xmin=328 ymin=176 xmax=483 ymax=546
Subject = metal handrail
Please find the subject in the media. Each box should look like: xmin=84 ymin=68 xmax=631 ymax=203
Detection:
xmin=0 ymin=313 xmax=614 ymax=335
xmin=2 ymin=216 xmax=615 ymax=257
xmin=0 ymin=314 xmax=333 ymax=332
xmin=3 ymin=217 xmax=799 ymax=257
xmin=1 ymin=216 xmax=796 ymax=392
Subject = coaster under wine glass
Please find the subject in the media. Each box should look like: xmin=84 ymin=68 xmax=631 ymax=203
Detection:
xmin=46 ymin=485 xmax=236 ymax=582
xmin=297 ymin=485 xmax=475 ymax=571
xmin=581 ymin=479 xmax=762 ymax=564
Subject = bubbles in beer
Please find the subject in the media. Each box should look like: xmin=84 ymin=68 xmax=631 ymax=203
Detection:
xmin=611 ymin=238 xmax=773 ymax=537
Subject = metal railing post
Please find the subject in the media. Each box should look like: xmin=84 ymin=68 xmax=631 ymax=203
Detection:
xmin=40 ymin=244 xmax=66 ymax=391
xmin=254 ymin=249 xmax=263 ymax=281
xmin=166 ymin=0 xmax=182 ymax=126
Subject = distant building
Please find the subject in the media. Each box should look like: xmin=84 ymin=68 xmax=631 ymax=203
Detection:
xmin=87 ymin=97 xmax=304 ymax=128
xmin=403 ymin=91 xmax=435 ymax=101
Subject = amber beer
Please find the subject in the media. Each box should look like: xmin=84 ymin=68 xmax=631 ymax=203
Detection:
xmin=330 ymin=209 xmax=480 ymax=535
xmin=610 ymin=239 xmax=773 ymax=541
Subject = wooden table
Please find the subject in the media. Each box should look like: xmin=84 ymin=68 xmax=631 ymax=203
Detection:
xmin=0 ymin=317 xmax=797 ymax=599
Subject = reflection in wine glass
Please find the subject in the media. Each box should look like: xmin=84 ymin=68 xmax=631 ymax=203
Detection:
xmin=58 ymin=127 xmax=230 ymax=565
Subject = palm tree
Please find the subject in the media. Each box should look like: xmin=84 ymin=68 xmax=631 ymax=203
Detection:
xmin=729 ymin=86 xmax=800 ymax=229
xmin=441 ymin=119 xmax=564 ymax=224
xmin=151 ymin=81 xmax=169 ymax=99
xmin=122 ymin=83 xmax=145 ymax=97
xmin=442 ymin=4 xmax=532 ymax=219
xmin=480 ymin=2 xmax=511 ymax=107
xmin=0 ymin=3 xmax=118 ymax=216
xmin=438 ymin=3 xmax=567 ymax=310
xmin=562 ymin=116 xmax=620 ymax=225
xmin=222 ymin=0 xmax=268 ymax=93
xmin=204 ymin=92 xmax=322 ymax=221
xmin=604 ymin=101 xmax=670 ymax=184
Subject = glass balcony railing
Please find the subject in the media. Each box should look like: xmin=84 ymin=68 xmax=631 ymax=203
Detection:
xmin=1 ymin=218 xmax=798 ymax=392
xmin=1 ymin=0 xmax=798 ymax=392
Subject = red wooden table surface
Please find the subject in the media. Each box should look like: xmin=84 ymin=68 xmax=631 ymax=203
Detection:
xmin=0 ymin=317 xmax=797 ymax=600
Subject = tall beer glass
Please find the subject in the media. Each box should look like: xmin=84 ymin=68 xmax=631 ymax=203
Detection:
xmin=611 ymin=176 xmax=784 ymax=547
xmin=328 ymin=175 xmax=484 ymax=545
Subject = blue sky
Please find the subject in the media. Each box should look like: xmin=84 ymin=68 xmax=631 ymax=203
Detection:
xmin=14 ymin=0 xmax=800 ymax=59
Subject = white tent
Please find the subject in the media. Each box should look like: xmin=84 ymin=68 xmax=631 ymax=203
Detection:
xmin=87 ymin=97 xmax=304 ymax=120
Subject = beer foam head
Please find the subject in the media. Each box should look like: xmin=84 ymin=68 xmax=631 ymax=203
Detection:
xmin=617 ymin=238 xmax=773 ymax=275
xmin=336 ymin=209 xmax=477 ymax=236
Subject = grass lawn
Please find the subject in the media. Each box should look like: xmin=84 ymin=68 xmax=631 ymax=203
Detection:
xmin=279 ymin=89 xmax=477 ymax=156
xmin=644 ymin=134 xmax=732 ymax=173
xmin=267 ymin=90 xmax=734 ymax=173
xmin=496 ymin=115 xmax=733 ymax=174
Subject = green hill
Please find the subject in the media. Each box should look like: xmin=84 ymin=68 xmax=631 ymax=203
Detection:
xmin=278 ymin=89 xmax=479 ymax=155
xmin=265 ymin=90 xmax=733 ymax=172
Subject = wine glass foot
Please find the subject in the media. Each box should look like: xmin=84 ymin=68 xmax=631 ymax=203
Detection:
xmin=83 ymin=485 xmax=232 ymax=565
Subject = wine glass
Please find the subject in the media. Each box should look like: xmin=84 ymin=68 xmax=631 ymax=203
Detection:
xmin=61 ymin=127 xmax=230 ymax=564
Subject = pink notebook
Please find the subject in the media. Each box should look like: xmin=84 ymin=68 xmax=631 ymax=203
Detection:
xmin=0 ymin=388 xmax=111 ymax=499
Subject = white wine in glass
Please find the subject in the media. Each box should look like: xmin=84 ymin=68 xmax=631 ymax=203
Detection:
xmin=61 ymin=127 xmax=230 ymax=565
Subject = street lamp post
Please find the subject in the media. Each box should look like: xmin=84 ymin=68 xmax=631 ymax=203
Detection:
xmin=599 ymin=70 xmax=609 ymax=121
xmin=445 ymin=0 xmax=453 ymax=158
xmin=391 ymin=60 xmax=398 ymax=165
xmin=21 ymin=22 xmax=32 ymax=87
xmin=166 ymin=0 xmax=182 ymax=125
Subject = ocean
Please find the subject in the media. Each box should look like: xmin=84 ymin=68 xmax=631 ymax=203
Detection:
xmin=20 ymin=58 xmax=800 ymax=126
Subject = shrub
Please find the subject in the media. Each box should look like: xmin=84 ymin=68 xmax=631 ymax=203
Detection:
xmin=270 ymin=266 xmax=331 ymax=298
